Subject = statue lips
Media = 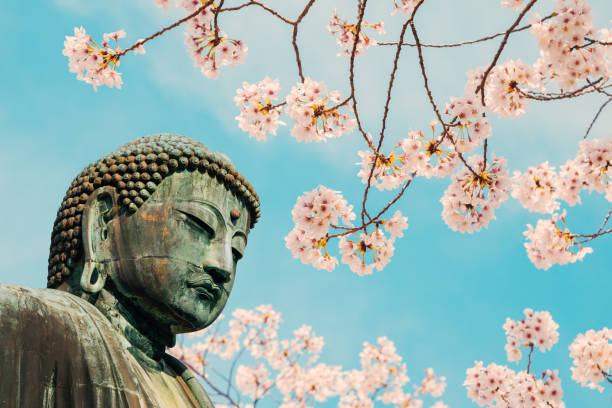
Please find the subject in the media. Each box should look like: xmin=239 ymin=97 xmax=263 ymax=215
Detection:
xmin=186 ymin=273 xmax=221 ymax=303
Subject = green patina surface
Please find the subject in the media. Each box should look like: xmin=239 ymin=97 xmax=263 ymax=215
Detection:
xmin=0 ymin=134 xmax=258 ymax=407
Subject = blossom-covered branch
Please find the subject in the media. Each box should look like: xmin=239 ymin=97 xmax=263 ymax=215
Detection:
xmin=62 ymin=0 xmax=612 ymax=274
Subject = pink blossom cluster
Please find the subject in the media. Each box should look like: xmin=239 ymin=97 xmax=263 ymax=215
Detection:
xmin=391 ymin=0 xmax=422 ymax=16
xmin=501 ymin=0 xmax=525 ymax=11
xmin=341 ymin=337 xmax=448 ymax=408
xmin=575 ymin=137 xmax=612 ymax=201
xmin=338 ymin=227 xmax=396 ymax=276
xmin=465 ymin=310 xmax=565 ymax=407
xmin=569 ymin=327 xmax=612 ymax=392
xmin=441 ymin=154 xmax=511 ymax=233
xmin=512 ymin=138 xmax=612 ymax=215
xmin=465 ymin=363 xmax=564 ymax=408
xmin=62 ymin=27 xmax=136 ymax=90
xmin=181 ymin=1 xmax=247 ymax=79
xmin=285 ymin=186 xmax=355 ymax=271
xmin=511 ymin=162 xmax=560 ymax=214
xmin=403 ymin=128 xmax=459 ymax=178
xmin=285 ymin=78 xmax=356 ymax=142
xmin=414 ymin=367 xmax=447 ymax=397
xmin=524 ymin=210 xmax=593 ymax=270
xmin=328 ymin=9 xmax=385 ymax=57
xmin=285 ymin=186 xmax=408 ymax=275
xmin=170 ymin=306 xmax=447 ymax=408
xmin=356 ymin=122 xmax=469 ymax=192
xmin=356 ymin=147 xmax=412 ymax=191
xmin=236 ymin=364 xmax=273 ymax=400
xmin=464 ymin=61 xmax=539 ymax=118
xmin=503 ymin=308 xmax=560 ymax=362
xmin=530 ymin=0 xmax=610 ymax=90
xmin=234 ymin=77 xmax=285 ymax=141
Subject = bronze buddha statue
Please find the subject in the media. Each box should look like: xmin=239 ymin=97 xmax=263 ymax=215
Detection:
xmin=0 ymin=134 xmax=260 ymax=407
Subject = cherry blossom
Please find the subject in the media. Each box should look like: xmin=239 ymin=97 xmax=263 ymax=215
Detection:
xmin=401 ymin=129 xmax=459 ymax=179
xmin=511 ymin=162 xmax=560 ymax=213
xmin=501 ymin=0 xmax=524 ymax=11
xmin=503 ymin=308 xmax=560 ymax=362
xmin=523 ymin=210 xmax=593 ymax=270
xmin=443 ymin=97 xmax=491 ymax=154
xmin=154 ymin=0 xmax=172 ymax=12
xmin=338 ymin=229 xmax=396 ymax=276
xmin=569 ymin=327 xmax=612 ymax=392
xmin=181 ymin=2 xmax=247 ymax=79
xmin=391 ymin=0 xmax=422 ymax=16
xmin=441 ymin=155 xmax=511 ymax=233
xmin=414 ymin=368 xmax=446 ymax=397
xmin=291 ymin=186 xmax=355 ymax=240
xmin=62 ymin=27 xmax=126 ymax=90
xmin=328 ymin=9 xmax=385 ymax=57
xmin=234 ymin=77 xmax=285 ymax=141
xmin=481 ymin=60 xmax=540 ymax=118
xmin=575 ymin=138 xmax=612 ymax=202
xmin=236 ymin=364 xmax=273 ymax=400
xmin=556 ymin=159 xmax=585 ymax=206
xmin=465 ymin=341 xmax=564 ymax=407
xmin=383 ymin=210 xmax=409 ymax=239
xmin=530 ymin=0 xmax=609 ymax=90
xmin=285 ymin=78 xmax=356 ymax=142
xmin=170 ymin=306 xmax=447 ymax=408
xmin=356 ymin=147 xmax=412 ymax=191
xmin=285 ymin=186 xmax=355 ymax=271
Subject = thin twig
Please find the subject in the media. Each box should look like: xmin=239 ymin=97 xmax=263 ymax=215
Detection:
xmin=347 ymin=0 xmax=375 ymax=150
xmin=584 ymin=97 xmax=612 ymax=139
xmin=520 ymin=77 xmax=605 ymax=101
xmin=291 ymin=0 xmax=317 ymax=82
xmin=378 ymin=13 xmax=555 ymax=49
xmin=361 ymin=11 xmax=415 ymax=228
xmin=575 ymin=209 xmax=612 ymax=244
xmin=475 ymin=0 xmax=539 ymax=106
xmin=117 ymin=0 xmax=215 ymax=58
xmin=527 ymin=344 xmax=534 ymax=374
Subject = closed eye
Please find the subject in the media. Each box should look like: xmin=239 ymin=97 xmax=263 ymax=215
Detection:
xmin=177 ymin=210 xmax=215 ymax=237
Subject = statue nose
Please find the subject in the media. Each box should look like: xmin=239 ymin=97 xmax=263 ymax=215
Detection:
xmin=202 ymin=239 xmax=232 ymax=285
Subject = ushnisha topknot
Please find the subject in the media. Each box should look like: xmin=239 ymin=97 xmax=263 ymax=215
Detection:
xmin=47 ymin=134 xmax=260 ymax=288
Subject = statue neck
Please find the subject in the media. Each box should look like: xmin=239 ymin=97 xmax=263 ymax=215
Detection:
xmin=92 ymin=284 xmax=176 ymax=365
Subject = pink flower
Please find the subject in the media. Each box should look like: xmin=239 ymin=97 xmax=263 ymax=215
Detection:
xmin=328 ymin=9 xmax=385 ymax=57
xmin=441 ymin=154 xmax=511 ymax=233
xmin=285 ymin=78 xmax=356 ymax=142
xmin=234 ymin=77 xmax=285 ymax=141
xmin=524 ymin=210 xmax=593 ymax=270
xmin=181 ymin=2 xmax=247 ymax=79
xmin=503 ymin=308 xmax=559 ymax=362
xmin=154 ymin=0 xmax=172 ymax=12
xmin=501 ymin=0 xmax=524 ymax=11
xmin=569 ymin=327 xmax=612 ymax=392
xmin=511 ymin=162 xmax=560 ymax=213
xmin=338 ymin=229 xmax=395 ymax=275
xmin=62 ymin=26 xmax=128 ymax=90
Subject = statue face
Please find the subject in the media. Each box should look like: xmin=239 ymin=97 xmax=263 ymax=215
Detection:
xmin=104 ymin=171 xmax=250 ymax=333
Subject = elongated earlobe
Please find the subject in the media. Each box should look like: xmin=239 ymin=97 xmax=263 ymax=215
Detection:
xmin=80 ymin=260 xmax=106 ymax=293
xmin=80 ymin=186 xmax=117 ymax=294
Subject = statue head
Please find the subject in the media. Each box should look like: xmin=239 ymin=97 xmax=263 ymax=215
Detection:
xmin=48 ymin=134 xmax=260 ymax=335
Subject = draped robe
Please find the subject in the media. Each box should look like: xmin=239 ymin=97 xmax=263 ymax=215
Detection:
xmin=0 ymin=284 xmax=214 ymax=408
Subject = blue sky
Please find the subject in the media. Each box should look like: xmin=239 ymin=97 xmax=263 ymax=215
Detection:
xmin=1 ymin=0 xmax=611 ymax=406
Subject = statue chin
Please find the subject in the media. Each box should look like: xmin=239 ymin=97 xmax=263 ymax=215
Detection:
xmin=0 ymin=134 xmax=258 ymax=408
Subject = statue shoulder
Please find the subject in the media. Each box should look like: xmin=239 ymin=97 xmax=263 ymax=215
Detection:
xmin=0 ymin=284 xmax=158 ymax=407
xmin=0 ymin=284 xmax=110 ymax=342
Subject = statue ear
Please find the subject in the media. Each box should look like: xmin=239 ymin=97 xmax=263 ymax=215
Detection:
xmin=80 ymin=186 xmax=118 ymax=294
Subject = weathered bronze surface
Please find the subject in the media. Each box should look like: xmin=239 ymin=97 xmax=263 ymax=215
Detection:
xmin=0 ymin=134 xmax=258 ymax=407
